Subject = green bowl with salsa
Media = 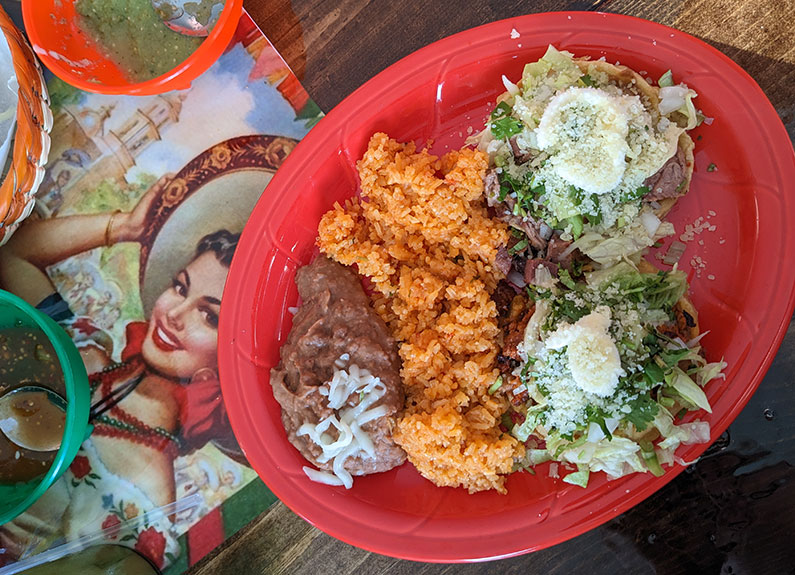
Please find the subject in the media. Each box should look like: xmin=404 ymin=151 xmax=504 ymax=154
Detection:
xmin=0 ymin=289 xmax=90 ymax=525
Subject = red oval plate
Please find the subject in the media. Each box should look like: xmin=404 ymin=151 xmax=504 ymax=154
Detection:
xmin=218 ymin=12 xmax=795 ymax=562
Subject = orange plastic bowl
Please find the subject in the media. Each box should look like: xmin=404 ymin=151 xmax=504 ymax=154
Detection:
xmin=20 ymin=0 xmax=243 ymax=95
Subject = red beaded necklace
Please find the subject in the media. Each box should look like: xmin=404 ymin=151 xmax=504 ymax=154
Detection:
xmin=89 ymin=360 xmax=181 ymax=457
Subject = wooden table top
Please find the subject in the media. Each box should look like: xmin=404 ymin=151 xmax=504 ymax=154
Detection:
xmin=194 ymin=1 xmax=795 ymax=573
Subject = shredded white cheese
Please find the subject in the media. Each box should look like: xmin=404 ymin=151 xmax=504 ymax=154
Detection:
xmin=298 ymin=360 xmax=386 ymax=488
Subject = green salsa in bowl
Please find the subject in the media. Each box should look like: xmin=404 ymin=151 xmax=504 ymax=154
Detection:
xmin=22 ymin=0 xmax=243 ymax=95
xmin=75 ymin=0 xmax=207 ymax=83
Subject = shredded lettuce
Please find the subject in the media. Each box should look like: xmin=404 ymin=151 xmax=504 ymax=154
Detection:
xmin=639 ymin=440 xmax=665 ymax=476
xmin=586 ymin=261 xmax=687 ymax=311
xmin=654 ymin=407 xmax=711 ymax=451
xmin=558 ymin=436 xmax=646 ymax=480
xmin=658 ymin=69 xmax=674 ymax=87
xmin=511 ymin=404 xmax=547 ymax=442
xmin=666 ymin=367 xmax=712 ymax=413
xmin=562 ymin=465 xmax=591 ymax=487
xmin=527 ymin=449 xmax=552 ymax=465
xmin=679 ymin=89 xmax=699 ymax=130
xmin=571 ymin=218 xmax=674 ymax=266
xmin=521 ymin=45 xmax=581 ymax=92
xmin=698 ymin=360 xmax=727 ymax=386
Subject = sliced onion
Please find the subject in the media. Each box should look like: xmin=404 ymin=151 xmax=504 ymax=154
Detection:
xmin=659 ymin=86 xmax=689 ymax=115
xmin=586 ymin=422 xmax=605 ymax=443
xmin=656 ymin=448 xmax=674 ymax=467
xmin=640 ymin=211 xmax=661 ymax=237
xmin=674 ymin=455 xmax=700 ymax=467
xmin=539 ymin=222 xmax=554 ymax=240
xmin=680 ymin=421 xmax=711 ymax=445
xmin=507 ymin=269 xmax=527 ymax=288
xmin=534 ymin=265 xmax=555 ymax=289
xmin=686 ymin=330 xmax=710 ymax=348
xmin=502 ymin=74 xmax=520 ymax=96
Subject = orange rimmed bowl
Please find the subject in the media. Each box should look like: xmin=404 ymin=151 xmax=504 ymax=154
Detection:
xmin=0 ymin=5 xmax=51 ymax=247
xmin=21 ymin=0 xmax=243 ymax=96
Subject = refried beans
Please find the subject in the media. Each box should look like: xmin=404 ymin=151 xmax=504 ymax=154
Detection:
xmin=270 ymin=256 xmax=406 ymax=480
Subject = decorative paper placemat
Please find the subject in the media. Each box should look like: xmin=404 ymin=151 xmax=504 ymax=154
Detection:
xmin=0 ymin=10 xmax=321 ymax=573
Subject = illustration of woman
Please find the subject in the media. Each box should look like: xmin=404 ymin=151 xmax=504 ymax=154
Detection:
xmin=0 ymin=135 xmax=294 ymax=568
xmin=0 ymin=178 xmax=240 ymax=565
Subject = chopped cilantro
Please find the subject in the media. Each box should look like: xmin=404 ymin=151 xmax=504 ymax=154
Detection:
xmin=571 ymin=259 xmax=584 ymax=277
xmin=555 ymin=298 xmax=589 ymax=322
xmin=490 ymin=102 xmax=524 ymax=140
xmin=621 ymin=185 xmax=649 ymax=203
xmin=498 ymin=171 xmax=547 ymax=220
xmin=643 ymin=332 xmax=662 ymax=355
xmin=625 ymin=394 xmax=659 ymax=431
xmin=526 ymin=285 xmax=552 ymax=301
xmin=707 ymin=163 xmax=717 ymax=172
xmin=643 ymin=362 xmax=665 ymax=386
xmin=567 ymin=214 xmax=584 ymax=239
xmin=490 ymin=101 xmax=512 ymax=119
xmin=585 ymin=406 xmax=613 ymax=441
xmin=586 ymin=194 xmax=603 ymax=225
xmin=508 ymin=238 xmax=529 ymax=255
xmin=578 ymin=74 xmax=595 ymax=87
xmin=520 ymin=360 xmax=533 ymax=381
xmin=492 ymin=116 xmax=524 ymax=140
xmin=660 ymin=348 xmax=690 ymax=367
xmin=558 ymin=268 xmax=577 ymax=290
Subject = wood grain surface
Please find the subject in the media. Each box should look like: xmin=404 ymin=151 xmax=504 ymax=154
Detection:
xmin=192 ymin=1 xmax=795 ymax=573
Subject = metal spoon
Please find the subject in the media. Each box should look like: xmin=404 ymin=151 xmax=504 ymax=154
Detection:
xmin=150 ymin=0 xmax=225 ymax=37
xmin=0 ymin=374 xmax=144 ymax=453
xmin=0 ymin=386 xmax=66 ymax=452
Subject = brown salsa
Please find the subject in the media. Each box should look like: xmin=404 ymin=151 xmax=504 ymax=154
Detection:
xmin=0 ymin=327 xmax=66 ymax=484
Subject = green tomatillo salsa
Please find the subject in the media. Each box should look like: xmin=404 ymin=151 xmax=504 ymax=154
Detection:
xmin=75 ymin=0 xmax=211 ymax=83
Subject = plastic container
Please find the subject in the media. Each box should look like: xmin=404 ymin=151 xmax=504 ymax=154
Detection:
xmin=0 ymin=289 xmax=90 ymax=525
xmin=20 ymin=0 xmax=243 ymax=96
xmin=0 ymin=5 xmax=52 ymax=246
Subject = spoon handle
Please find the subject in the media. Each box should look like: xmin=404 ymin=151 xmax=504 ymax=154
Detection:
xmin=88 ymin=373 xmax=144 ymax=420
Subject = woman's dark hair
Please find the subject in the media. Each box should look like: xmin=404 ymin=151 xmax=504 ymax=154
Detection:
xmin=195 ymin=229 xmax=240 ymax=267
